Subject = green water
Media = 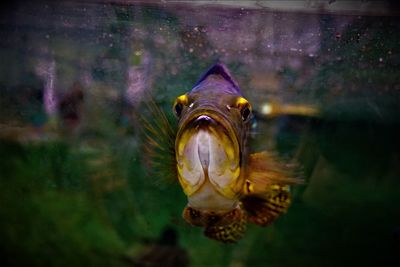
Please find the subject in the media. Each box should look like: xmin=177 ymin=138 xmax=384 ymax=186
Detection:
xmin=1 ymin=1 xmax=399 ymax=266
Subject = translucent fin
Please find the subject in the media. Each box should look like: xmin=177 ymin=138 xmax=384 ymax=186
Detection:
xmin=241 ymin=185 xmax=291 ymax=226
xmin=244 ymin=151 xmax=303 ymax=195
xmin=140 ymin=95 xmax=177 ymax=184
xmin=241 ymin=151 xmax=302 ymax=226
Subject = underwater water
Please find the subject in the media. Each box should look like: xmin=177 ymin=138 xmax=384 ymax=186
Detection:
xmin=0 ymin=1 xmax=399 ymax=266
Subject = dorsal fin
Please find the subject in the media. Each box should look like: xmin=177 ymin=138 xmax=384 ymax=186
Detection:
xmin=193 ymin=63 xmax=240 ymax=92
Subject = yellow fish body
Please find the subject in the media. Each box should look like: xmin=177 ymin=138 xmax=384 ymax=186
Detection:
xmin=171 ymin=64 xmax=301 ymax=243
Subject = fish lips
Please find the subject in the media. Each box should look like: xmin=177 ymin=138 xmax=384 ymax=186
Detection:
xmin=176 ymin=107 xmax=237 ymax=144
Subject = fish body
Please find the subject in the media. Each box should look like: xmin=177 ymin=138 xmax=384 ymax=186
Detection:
xmin=171 ymin=64 xmax=300 ymax=242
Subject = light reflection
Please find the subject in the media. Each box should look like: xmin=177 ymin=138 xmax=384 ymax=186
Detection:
xmin=35 ymin=58 xmax=57 ymax=116
xmin=260 ymin=102 xmax=320 ymax=118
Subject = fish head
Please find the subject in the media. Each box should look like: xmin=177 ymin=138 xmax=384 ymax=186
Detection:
xmin=173 ymin=64 xmax=253 ymax=212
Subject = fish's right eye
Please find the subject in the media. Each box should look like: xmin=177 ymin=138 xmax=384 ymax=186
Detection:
xmin=173 ymin=94 xmax=189 ymax=117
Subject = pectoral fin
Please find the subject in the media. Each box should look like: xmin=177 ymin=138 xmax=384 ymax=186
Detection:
xmin=241 ymin=151 xmax=302 ymax=226
xmin=243 ymin=151 xmax=302 ymax=195
xmin=141 ymin=95 xmax=177 ymax=184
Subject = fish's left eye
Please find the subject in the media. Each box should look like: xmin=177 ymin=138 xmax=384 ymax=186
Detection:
xmin=241 ymin=106 xmax=251 ymax=121
xmin=236 ymin=97 xmax=252 ymax=122
xmin=173 ymin=94 xmax=189 ymax=117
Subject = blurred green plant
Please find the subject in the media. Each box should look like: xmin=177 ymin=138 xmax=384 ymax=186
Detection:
xmin=0 ymin=141 xmax=126 ymax=266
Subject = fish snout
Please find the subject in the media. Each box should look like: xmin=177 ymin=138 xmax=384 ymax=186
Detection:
xmin=194 ymin=115 xmax=215 ymax=128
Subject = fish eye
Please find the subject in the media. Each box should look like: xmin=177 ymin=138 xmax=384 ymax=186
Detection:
xmin=241 ymin=106 xmax=251 ymax=121
xmin=236 ymin=97 xmax=252 ymax=122
xmin=242 ymin=107 xmax=251 ymax=121
xmin=173 ymin=94 xmax=189 ymax=117
xmin=174 ymin=103 xmax=183 ymax=117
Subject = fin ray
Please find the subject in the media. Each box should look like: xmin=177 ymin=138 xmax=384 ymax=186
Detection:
xmin=245 ymin=151 xmax=303 ymax=195
xmin=241 ymin=151 xmax=302 ymax=226
xmin=140 ymin=93 xmax=177 ymax=184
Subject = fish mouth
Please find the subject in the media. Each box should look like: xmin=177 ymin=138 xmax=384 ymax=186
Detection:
xmin=175 ymin=108 xmax=241 ymax=200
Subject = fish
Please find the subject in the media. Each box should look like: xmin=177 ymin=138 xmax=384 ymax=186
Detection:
xmin=144 ymin=63 xmax=302 ymax=243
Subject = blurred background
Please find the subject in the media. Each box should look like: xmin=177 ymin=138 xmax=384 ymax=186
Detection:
xmin=0 ymin=1 xmax=399 ymax=266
